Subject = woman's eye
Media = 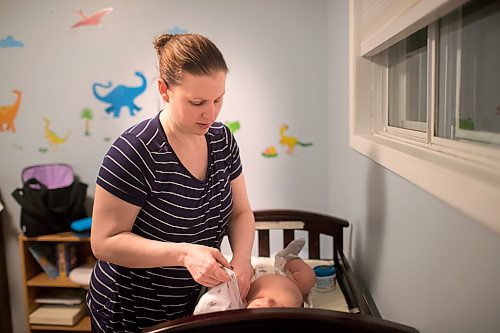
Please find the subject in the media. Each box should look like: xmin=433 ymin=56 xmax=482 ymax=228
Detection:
xmin=190 ymin=101 xmax=204 ymax=106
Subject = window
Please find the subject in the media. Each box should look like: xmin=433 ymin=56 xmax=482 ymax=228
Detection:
xmin=388 ymin=28 xmax=428 ymax=133
xmin=437 ymin=0 xmax=500 ymax=146
xmin=349 ymin=0 xmax=500 ymax=233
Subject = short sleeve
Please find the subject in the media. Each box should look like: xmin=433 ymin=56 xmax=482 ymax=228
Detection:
xmin=96 ymin=133 xmax=152 ymax=206
xmin=224 ymin=125 xmax=242 ymax=181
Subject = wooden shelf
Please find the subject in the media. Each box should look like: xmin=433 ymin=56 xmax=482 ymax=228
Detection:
xmin=20 ymin=233 xmax=93 ymax=332
xmin=27 ymin=272 xmax=85 ymax=288
xmin=21 ymin=232 xmax=90 ymax=243
xmin=31 ymin=315 xmax=90 ymax=331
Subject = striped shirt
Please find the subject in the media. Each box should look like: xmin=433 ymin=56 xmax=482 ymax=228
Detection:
xmin=86 ymin=112 xmax=242 ymax=332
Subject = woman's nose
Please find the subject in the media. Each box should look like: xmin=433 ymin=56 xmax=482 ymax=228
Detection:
xmin=203 ymin=103 xmax=216 ymax=120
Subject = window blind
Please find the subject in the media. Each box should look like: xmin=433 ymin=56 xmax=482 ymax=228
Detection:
xmin=356 ymin=0 xmax=469 ymax=57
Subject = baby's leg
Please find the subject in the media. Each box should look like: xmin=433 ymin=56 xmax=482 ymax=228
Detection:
xmin=284 ymin=258 xmax=316 ymax=297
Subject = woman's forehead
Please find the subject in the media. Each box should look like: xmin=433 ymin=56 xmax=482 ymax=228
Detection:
xmin=176 ymin=71 xmax=226 ymax=98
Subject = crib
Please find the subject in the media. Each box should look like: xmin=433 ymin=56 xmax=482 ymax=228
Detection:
xmin=143 ymin=209 xmax=418 ymax=333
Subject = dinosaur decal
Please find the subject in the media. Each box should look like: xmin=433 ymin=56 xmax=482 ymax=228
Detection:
xmin=93 ymin=71 xmax=147 ymax=118
xmin=0 ymin=89 xmax=22 ymax=132
xmin=43 ymin=118 xmax=70 ymax=150
xmin=71 ymin=7 xmax=113 ymax=29
xmin=279 ymin=124 xmax=313 ymax=154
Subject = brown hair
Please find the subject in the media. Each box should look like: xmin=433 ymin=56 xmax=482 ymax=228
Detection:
xmin=153 ymin=33 xmax=228 ymax=86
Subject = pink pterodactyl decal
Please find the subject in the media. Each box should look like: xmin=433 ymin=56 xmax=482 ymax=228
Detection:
xmin=71 ymin=7 xmax=113 ymax=29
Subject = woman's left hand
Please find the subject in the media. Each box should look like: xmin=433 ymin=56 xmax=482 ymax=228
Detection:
xmin=230 ymin=258 xmax=253 ymax=299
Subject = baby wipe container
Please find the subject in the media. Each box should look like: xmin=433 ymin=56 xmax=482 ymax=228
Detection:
xmin=313 ymin=265 xmax=336 ymax=292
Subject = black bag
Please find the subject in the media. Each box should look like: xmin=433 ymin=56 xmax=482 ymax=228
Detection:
xmin=11 ymin=164 xmax=89 ymax=237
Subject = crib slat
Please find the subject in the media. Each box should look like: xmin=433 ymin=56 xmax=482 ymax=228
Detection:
xmin=283 ymin=230 xmax=294 ymax=248
xmin=258 ymin=229 xmax=270 ymax=257
xmin=308 ymin=231 xmax=320 ymax=259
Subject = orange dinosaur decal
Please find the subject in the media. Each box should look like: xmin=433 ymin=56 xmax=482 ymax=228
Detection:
xmin=0 ymin=89 xmax=22 ymax=132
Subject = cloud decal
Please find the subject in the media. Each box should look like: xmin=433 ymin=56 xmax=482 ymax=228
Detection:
xmin=0 ymin=36 xmax=24 ymax=48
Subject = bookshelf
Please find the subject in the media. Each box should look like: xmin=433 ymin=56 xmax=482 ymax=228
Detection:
xmin=19 ymin=232 xmax=94 ymax=332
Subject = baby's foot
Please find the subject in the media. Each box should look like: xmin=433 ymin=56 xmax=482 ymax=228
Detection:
xmin=277 ymin=238 xmax=306 ymax=259
xmin=274 ymin=238 xmax=306 ymax=271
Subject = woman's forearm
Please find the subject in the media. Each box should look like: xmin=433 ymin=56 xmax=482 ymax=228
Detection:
xmin=92 ymin=231 xmax=188 ymax=268
xmin=228 ymin=210 xmax=255 ymax=261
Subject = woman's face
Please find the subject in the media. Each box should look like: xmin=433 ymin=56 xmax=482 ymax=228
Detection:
xmin=163 ymin=71 xmax=226 ymax=135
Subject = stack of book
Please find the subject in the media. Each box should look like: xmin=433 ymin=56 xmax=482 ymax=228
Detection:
xmin=29 ymin=304 xmax=86 ymax=326
xmin=30 ymin=289 xmax=87 ymax=326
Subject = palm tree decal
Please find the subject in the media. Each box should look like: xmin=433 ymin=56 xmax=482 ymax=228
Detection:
xmin=81 ymin=108 xmax=94 ymax=136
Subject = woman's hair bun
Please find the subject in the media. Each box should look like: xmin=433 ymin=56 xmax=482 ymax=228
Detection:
xmin=153 ymin=34 xmax=175 ymax=57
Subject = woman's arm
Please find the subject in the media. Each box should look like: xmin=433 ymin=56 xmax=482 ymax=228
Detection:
xmin=227 ymin=173 xmax=255 ymax=298
xmin=90 ymin=184 xmax=230 ymax=286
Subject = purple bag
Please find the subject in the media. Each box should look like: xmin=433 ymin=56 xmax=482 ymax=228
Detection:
xmin=12 ymin=164 xmax=89 ymax=237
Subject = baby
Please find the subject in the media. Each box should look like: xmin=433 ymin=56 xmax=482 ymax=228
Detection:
xmin=194 ymin=238 xmax=316 ymax=313
xmin=246 ymin=238 xmax=315 ymax=308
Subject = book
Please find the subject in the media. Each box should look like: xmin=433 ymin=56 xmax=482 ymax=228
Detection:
xmin=29 ymin=303 xmax=86 ymax=326
xmin=56 ymin=243 xmax=78 ymax=277
xmin=28 ymin=244 xmax=58 ymax=279
xmin=35 ymin=289 xmax=85 ymax=306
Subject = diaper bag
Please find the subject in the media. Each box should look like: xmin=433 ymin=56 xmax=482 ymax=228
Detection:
xmin=11 ymin=163 xmax=89 ymax=237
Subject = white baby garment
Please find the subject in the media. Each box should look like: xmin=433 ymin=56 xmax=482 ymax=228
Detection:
xmin=193 ymin=267 xmax=244 ymax=315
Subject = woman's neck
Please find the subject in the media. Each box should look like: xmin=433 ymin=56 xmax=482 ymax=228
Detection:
xmin=160 ymin=110 xmax=204 ymax=148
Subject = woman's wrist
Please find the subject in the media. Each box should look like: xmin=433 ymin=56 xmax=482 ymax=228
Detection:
xmin=170 ymin=242 xmax=191 ymax=267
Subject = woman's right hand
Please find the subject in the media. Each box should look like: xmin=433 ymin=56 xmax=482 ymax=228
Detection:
xmin=181 ymin=244 xmax=231 ymax=287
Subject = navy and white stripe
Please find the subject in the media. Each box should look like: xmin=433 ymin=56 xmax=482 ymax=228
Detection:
xmin=87 ymin=112 xmax=242 ymax=332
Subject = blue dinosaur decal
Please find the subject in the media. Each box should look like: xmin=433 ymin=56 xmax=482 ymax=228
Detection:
xmin=93 ymin=71 xmax=147 ymax=117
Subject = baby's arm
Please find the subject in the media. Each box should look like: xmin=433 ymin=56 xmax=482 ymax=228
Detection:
xmin=285 ymin=258 xmax=316 ymax=297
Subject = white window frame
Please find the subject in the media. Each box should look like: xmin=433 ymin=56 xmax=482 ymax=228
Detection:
xmin=349 ymin=0 xmax=500 ymax=234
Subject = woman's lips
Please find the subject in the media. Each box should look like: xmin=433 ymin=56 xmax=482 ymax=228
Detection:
xmin=197 ymin=123 xmax=211 ymax=129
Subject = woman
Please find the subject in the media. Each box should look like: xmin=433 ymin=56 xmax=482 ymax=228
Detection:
xmin=87 ymin=33 xmax=255 ymax=332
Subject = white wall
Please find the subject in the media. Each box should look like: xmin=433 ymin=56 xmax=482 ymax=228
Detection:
xmin=0 ymin=1 xmax=328 ymax=332
xmin=327 ymin=1 xmax=500 ymax=332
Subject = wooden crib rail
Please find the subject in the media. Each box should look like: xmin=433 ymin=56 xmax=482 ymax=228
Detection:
xmin=143 ymin=308 xmax=418 ymax=333
xmin=253 ymin=209 xmax=349 ymax=262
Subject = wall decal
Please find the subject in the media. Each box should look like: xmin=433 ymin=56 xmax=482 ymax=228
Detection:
xmin=38 ymin=147 xmax=48 ymax=153
xmin=0 ymin=36 xmax=24 ymax=48
xmin=169 ymin=26 xmax=187 ymax=34
xmin=225 ymin=120 xmax=240 ymax=134
xmin=80 ymin=108 xmax=94 ymax=136
xmin=92 ymin=71 xmax=147 ymax=117
xmin=71 ymin=7 xmax=113 ymax=29
xmin=11 ymin=143 xmax=23 ymax=150
xmin=0 ymin=89 xmax=22 ymax=132
xmin=43 ymin=118 xmax=70 ymax=149
xmin=262 ymin=146 xmax=278 ymax=158
xmin=279 ymin=124 xmax=313 ymax=154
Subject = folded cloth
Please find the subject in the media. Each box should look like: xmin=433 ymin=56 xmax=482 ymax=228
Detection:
xmin=68 ymin=261 xmax=95 ymax=286
xmin=193 ymin=267 xmax=244 ymax=315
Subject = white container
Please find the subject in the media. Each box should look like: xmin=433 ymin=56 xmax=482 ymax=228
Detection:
xmin=313 ymin=265 xmax=336 ymax=292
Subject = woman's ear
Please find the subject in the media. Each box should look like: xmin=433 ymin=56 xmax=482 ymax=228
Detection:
xmin=158 ymin=79 xmax=169 ymax=102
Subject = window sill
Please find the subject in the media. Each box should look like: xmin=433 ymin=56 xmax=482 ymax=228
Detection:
xmin=349 ymin=132 xmax=500 ymax=234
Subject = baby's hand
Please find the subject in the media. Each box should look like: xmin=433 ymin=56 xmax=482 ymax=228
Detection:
xmin=182 ymin=244 xmax=231 ymax=287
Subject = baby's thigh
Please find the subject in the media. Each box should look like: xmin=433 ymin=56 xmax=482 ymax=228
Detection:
xmin=285 ymin=260 xmax=316 ymax=294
